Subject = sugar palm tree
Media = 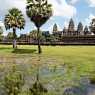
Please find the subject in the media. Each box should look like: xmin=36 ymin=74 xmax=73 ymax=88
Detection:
xmin=26 ymin=0 xmax=52 ymax=54
xmin=4 ymin=8 xmax=25 ymax=48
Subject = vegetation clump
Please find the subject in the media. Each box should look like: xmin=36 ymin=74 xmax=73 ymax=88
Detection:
xmin=3 ymin=66 xmax=25 ymax=95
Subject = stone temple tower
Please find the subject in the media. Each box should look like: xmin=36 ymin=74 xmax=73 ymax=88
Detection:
xmin=68 ymin=18 xmax=75 ymax=35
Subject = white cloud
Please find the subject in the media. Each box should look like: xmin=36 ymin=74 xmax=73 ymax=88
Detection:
xmin=0 ymin=0 xmax=77 ymax=22
xmin=0 ymin=0 xmax=26 ymax=17
xmin=48 ymin=0 xmax=77 ymax=18
xmin=89 ymin=14 xmax=95 ymax=19
xmin=85 ymin=14 xmax=95 ymax=25
xmin=69 ymin=0 xmax=79 ymax=5
xmin=0 ymin=0 xmax=76 ymax=18
xmin=64 ymin=20 xmax=69 ymax=28
xmin=87 ymin=0 xmax=95 ymax=7
xmin=0 ymin=21 xmax=6 ymax=36
xmin=0 ymin=21 xmax=4 ymax=27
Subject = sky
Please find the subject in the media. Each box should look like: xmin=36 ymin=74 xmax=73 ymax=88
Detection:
xmin=0 ymin=0 xmax=95 ymax=36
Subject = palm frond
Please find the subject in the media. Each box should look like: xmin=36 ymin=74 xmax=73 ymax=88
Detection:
xmin=4 ymin=8 xmax=25 ymax=30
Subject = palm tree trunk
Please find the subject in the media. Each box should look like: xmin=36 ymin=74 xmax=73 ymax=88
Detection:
xmin=37 ymin=27 xmax=42 ymax=54
xmin=13 ymin=28 xmax=17 ymax=49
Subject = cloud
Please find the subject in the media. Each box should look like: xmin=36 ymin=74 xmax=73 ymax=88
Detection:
xmin=48 ymin=0 xmax=77 ymax=18
xmin=87 ymin=0 xmax=95 ymax=7
xmin=0 ymin=0 xmax=77 ymax=24
xmin=0 ymin=21 xmax=4 ymax=27
xmin=0 ymin=0 xmax=76 ymax=18
xmin=64 ymin=20 xmax=69 ymax=28
xmin=85 ymin=14 xmax=95 ymax=25
xmin=0 ymin=0 xmax=26 ymax=18
xmin=69 ymin=0 xmax=79 ymax=5
xmin=0 ymin=21 xmax=6 ymax=36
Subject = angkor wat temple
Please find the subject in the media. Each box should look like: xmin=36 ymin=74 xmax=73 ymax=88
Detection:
xmin=2 ymin=18 xmax=95 ymax=45
xmin=51 ymin=18 xmax=95 ymax=45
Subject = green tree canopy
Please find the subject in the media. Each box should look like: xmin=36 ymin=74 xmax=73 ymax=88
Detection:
xmin=4 ymin=8 xmax=25 ymax=30
xmin=4 ymin=8 xmax=25 ymax=48
xmin=29 ymin=30 xmax=38 ymax=40
xmin=26 ymin=0 xmax=52 ymax=28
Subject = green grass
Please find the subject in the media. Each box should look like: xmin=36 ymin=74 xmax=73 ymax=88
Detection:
xmin=0 ymin=45 xmax=95 ymax=74
xmin=0 ymin=45 xmax=95 ymax=94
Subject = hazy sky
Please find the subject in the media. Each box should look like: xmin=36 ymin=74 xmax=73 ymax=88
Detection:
xmin=0 ymin=0 xmax=95 ymax=35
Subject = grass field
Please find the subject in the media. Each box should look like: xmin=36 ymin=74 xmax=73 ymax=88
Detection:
xmin=0 ymin=45 xmax=95 ymax=94
xmin=0 ymin=45 xmax=95 ymax=79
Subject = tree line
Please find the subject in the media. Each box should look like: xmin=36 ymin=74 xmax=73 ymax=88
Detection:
xmin=3 ymin=18 xmax=95 ymax=46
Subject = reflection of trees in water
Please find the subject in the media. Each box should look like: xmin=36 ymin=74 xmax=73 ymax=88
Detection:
xmin=29 ymin=55 xmax=48 ymax=95
xmin=1 ymin=56 xmax=95 ymax=95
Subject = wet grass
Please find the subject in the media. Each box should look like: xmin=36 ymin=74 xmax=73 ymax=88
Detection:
xmin=0 ymin=45 xmax=95 ymax=94
xmin=0 ymin=45 xmax=94 ymax=77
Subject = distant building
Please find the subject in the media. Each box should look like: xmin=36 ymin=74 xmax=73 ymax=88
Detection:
xmin=53 ymin=23 xmax=62 ymax=37
xmin=55 ymin=18 xmax=93 ymax=37
xmin=77 ymin=22 xmax=84 ymax=35
xmin=68 ymin=18 xmax=75 ymax=36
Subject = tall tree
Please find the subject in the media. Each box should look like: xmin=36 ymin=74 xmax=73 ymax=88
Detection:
xmin=77 ymin=22 xmax=83 ymax=35
xmin=68 ymin=18 xmax=75 ymax=33
xmin=90 ymin=18 xmax=95 ymax=34
xmin=26 ymin=0 xmax=52 ymax=54
xmin=4 ymin=8 xmax=25 ymax=48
